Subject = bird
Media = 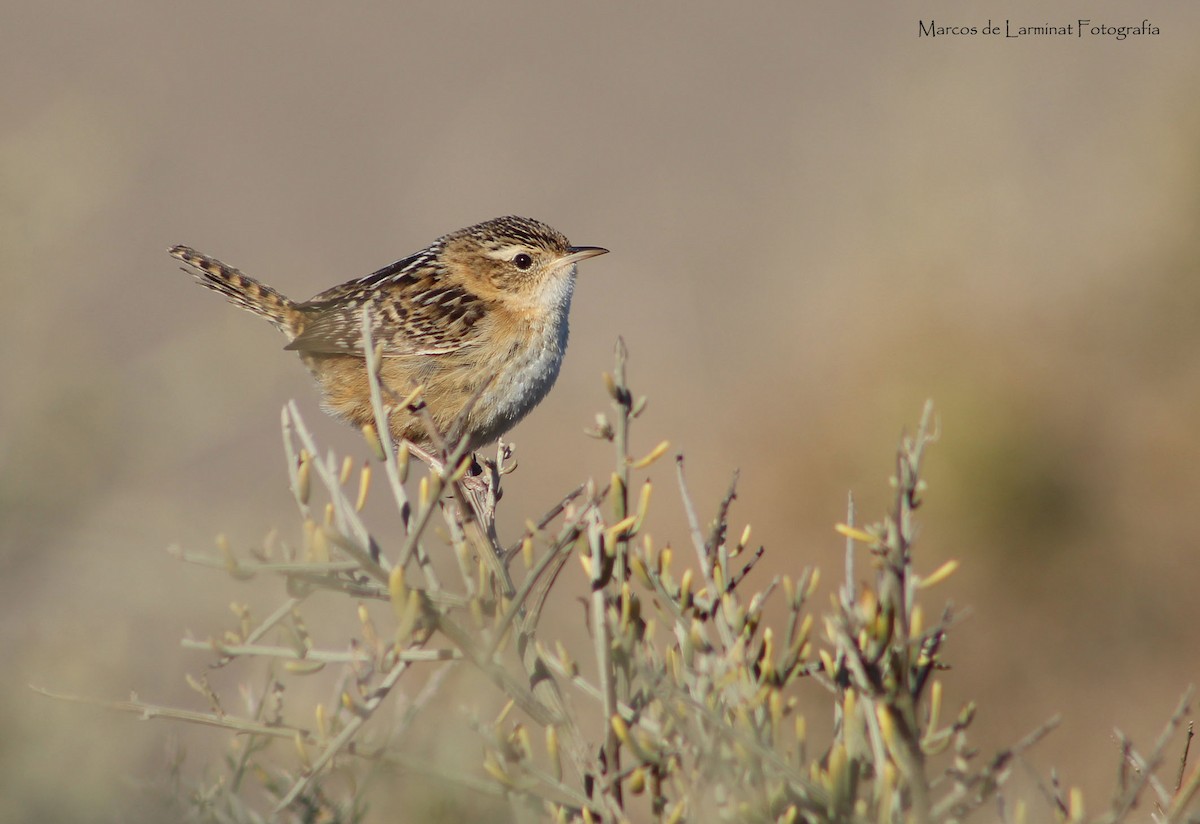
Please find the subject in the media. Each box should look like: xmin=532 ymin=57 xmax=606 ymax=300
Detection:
xmin=170 ymin=216 xmax=608 ymax=457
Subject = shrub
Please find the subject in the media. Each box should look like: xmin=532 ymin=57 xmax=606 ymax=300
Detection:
xmin=58 ymin=342 xmax=1198 ymax=823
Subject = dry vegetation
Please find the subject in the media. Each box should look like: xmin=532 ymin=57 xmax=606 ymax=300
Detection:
xmin=48 ymin=341 xmax=1199 ymax=824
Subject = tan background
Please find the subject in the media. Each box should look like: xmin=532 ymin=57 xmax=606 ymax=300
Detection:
xmin=3 ymin=2 xmax=1199 ymax=821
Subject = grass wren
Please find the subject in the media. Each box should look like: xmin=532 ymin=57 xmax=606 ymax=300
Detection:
xmin=170 ymin=216 xmax=608 ymax=453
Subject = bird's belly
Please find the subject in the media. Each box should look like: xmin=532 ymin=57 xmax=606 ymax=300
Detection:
xmin=470 ymin=320 xmax=569 ymax=445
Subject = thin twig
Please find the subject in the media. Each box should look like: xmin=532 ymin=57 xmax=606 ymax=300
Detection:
xmin=675 ymin=455 xmax=710 ymax=580
xmin=30 ymin=685 xmax=314 ymax=742
xmin=285 ymin=403 xmax=386 ymax=571
xmin=359 ymin=308 xmax=417 ymax=532
xmin=180 ymin=638 xmax=460 ymax=664
xmin=274 ymin=655 xmax=414 ymax=812
xmin=1101 ymin=686 xmax=1195 ymax=823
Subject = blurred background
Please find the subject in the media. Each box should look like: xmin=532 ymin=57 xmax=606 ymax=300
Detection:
xmin=3 ymin=1 xmax=1199 ymax=821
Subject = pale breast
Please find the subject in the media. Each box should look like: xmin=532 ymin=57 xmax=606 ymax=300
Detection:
xmin=469 ymin=271 xmax=576 ymax=446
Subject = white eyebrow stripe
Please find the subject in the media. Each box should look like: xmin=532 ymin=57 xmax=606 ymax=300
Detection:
xmin=485 ymin=244 xmax=528 ymax=261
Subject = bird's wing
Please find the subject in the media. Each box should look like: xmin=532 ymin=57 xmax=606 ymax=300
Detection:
xmin=284 ymin=253 xmax=486 ymax=357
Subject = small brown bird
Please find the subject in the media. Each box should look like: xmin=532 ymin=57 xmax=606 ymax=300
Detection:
xmin=170 ymin=216 xmax=607 ymax=454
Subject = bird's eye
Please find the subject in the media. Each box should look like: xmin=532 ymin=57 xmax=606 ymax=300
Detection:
xmin=512 ymin=253 xmax=533 ymax=270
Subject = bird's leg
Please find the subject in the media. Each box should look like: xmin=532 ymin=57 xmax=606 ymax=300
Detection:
xmin=403 ymin=438 xmax=509 ymax=597
xmin=403 ymin=440 xmax=445 ymax=475
xmin=403 ymin=441 xmax=493 ymax=498
xmin=457 ymin=457 xmax=491 ymax=497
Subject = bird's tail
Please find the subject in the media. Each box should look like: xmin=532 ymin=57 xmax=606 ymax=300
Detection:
xmin=170 ymin=245 xmax=302 ymax=340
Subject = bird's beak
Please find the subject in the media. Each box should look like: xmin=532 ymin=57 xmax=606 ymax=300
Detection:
xmin=561 ymin=246 xmax=609 ymax=266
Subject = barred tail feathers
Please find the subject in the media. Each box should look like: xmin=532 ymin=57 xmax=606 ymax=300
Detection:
xmin=169 ymin=245 xmax=301 ymax=339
